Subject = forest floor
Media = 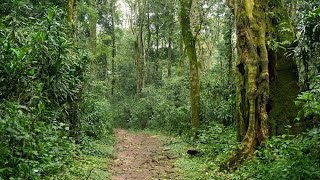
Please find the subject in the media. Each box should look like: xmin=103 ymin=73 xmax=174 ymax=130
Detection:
xmin=110 ymin=129 xmax=179 ymax=180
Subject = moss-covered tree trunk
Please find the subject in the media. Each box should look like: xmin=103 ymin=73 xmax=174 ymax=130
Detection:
xmin=224 ymin=0 xmax=300 ymax=169
xmin=67 ymin=0 xmax=74 ymax=26
xmin=179 ymin=0 xmax=200 ymax=139
xmin=223 ymin=0 xmax=269 ymax=169
xmin=266 ymin=0 xmax=299 ymax=135
xmin=235 ymin=0 xmax=269 ymax=151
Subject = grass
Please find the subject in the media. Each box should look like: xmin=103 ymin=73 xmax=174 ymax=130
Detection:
xmin=57 ymin=138 xmax=115 ymax=179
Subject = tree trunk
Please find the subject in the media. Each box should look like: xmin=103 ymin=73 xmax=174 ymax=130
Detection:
xmin=223 ymin=0 xmax=300 ymax=169
xmin=90 ymin=0 xmax=97 ymax=54
xmin=167 ymin=31 xmax=173 ymax=77
xmin=67 ymin=0 xmax=74 ymax=26
xmin=267 ymin=0 xmax=299 ymax=135
xmin=67 ymin=0 xmax=80 ymax=143
xmin=72 ymin=0 xmax=78 ymax=38
xmin=145 ymin=3 xmax=151 ymax=84
xmin=224 ymin=0 xmax=269 ymax=169
xmin=111 ymin=0 xmax=116 ymax=96
xmin=135 ymin=0 xmax=145 ymax=96
xmin=179 ymin=0 xmax=200 ymax=139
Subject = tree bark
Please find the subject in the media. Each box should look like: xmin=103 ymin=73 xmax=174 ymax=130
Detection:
xmin=179 ymin=0 xmax=201 ymax=139
xmin=167 ymin=30 xmax=173 ymax=77
xmin=67 ymin=0 xmax=74 ymax=26
xmin=67 ymin=0 xmax=80 ymax=143
xmin=111 ymin=0 xmax=116 ymax=96
xmin=135 ymin=0 xmax=145 ymax=96
xmin=90 ymin=0 xmax=97 ymax=54
xmin=267 ymin=0 xmax=299 ymax=135
xmin=223 ymin=0 xmax=269 ymax=169
xmin=223 ymin=0 xmax=300 ymax=169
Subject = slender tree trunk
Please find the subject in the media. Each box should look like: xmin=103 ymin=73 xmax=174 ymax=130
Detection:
xmin=67 ymin=0 xmax=74 ymax=26
xmin=90 ymin=0 xmax=97 ymax=54
xmin=111 ymin=0 xmax=116 ymax=96
xmin=179 ymin=0 xmax=200 ymax=139
xmin=73 ymin=0 xmax=78 ymax=38
xmin=146 ymin=3 xmax=151 ymax=84
xmin=135 ymin=0 xmax=145 ymax=95
xmin=168 ymin=31 xmax=173 ymax=77
xmin=67 ymin=0 xmax=80 ymax=143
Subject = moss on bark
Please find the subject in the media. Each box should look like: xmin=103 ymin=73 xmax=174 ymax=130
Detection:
xmin=179 ymin=0 xmax=200 ymax=139
xmin=224 ymin=0 xmax=300 ymax=170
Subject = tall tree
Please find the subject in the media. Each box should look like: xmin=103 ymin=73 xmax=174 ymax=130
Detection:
xmin=179 ymin=0 xmax=200 ymax=139
xmin=89 ymin=0 xmax=97 ymax=54
xmin=111 ymin=0 xmax=116 ymax=95
xmin=67 ymin=0 xmax=81 ymax=142
xmin=224 ymin=0 xmax=299 ymax=169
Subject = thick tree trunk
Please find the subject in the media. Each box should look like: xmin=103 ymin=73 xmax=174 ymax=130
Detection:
xmin=267 ymin=0 xmax=299 ymax=135
xmin=223 ymin=0 xmax=269 ymax=169
xmin=179 ymin=0 xmax=200 ymax=139
xmin=224 ymin=0 xmax=300 ymax=169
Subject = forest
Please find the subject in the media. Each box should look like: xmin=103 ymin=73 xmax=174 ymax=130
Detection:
xmin=0 ymin=0 xmax=319 ymax=179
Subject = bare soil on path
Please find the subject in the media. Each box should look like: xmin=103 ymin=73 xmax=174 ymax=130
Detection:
xmin=110 ymin=129 xmax=178 ymax=180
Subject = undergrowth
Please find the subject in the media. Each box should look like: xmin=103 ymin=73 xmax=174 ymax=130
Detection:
xmin=168 ymin=124 xmax=320 ymax=179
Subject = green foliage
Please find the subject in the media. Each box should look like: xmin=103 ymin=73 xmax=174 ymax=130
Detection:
xmin=0 ymin=102 xmax=75 ymax=178
xmin=113 ymin=76 xmax=191 ymax=135
xmin=170 ymin=125 xmax=320 ymax=179
xmin=60 ymin=139 xmax=114 ymax=179
xmin=295 ymin=75 xmax=320 ymax=127
xmin=0 ymin=1 xmax=114 ymax=178
xmin=196 ymin=124 xmax=237 ymax=158
xmin=201 ymin=74 xmax=236 ymax=126
xmin=234 ymin=129 xmax=320 ymax=179
xmin=81 ymin=75 xmax=113 ymax=140
xmin=295 ymin=3 xmax=320 ymax=89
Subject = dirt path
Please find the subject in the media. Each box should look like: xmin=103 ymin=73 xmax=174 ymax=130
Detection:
xmin=110 ymin=129 xmax=178 ymax=180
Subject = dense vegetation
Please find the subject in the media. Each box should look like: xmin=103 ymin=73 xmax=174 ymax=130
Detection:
xmin=0 ymin=0 xmax=319 ymax=179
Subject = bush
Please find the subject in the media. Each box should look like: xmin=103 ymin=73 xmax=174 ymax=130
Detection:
xmin=234 ymin=128 xmax=320 ymax=179
xmin=295 ymin=75 xmax=320 ymax=128
xmin=0 ymin=102 xmax=75 ymax=178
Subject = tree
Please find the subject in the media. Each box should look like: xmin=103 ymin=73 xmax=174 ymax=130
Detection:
xmin=89 ymin=0 xmax=97 ymax=54
xmin=179 ymin=0 xmax=200 ymax=139
xmin=111 ymin=0 xmax=116 ymax=95
xmin=224 ymin=0 xmax=300 ymax=169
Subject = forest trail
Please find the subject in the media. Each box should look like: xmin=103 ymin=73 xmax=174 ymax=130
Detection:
xmin=110 ymin=129 xmax=178 ymax=180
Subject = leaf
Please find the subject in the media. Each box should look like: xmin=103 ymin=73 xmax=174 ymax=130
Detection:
xmin=47 ymin=8 xmax=55 ymax=23
xmin=28 ymin=69 xmax=35 ymax=76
